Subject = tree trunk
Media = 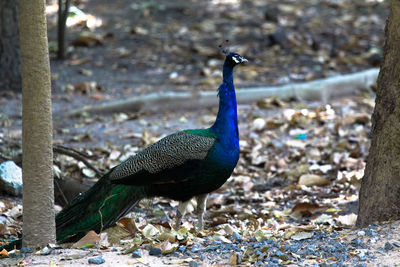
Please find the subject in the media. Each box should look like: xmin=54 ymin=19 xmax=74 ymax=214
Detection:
xmin=0 ymin=0 xmax=21 ymax=91
xmin=57 ymin=0 xmax=70 ymax=59
xmin=19 ymin=0 xmax=55 ymax=247
xmin=357 ymin=0 xmax=400 ymax=227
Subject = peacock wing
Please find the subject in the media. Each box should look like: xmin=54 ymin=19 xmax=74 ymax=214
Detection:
xmin=108 ymin=131 xmax=216 ymax=185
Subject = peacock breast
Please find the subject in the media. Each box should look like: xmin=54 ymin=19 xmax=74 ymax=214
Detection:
xmin=205 ymin=140 xmax=239 ymax=176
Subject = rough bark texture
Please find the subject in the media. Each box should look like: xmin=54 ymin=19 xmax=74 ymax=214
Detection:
xmin=357 ymin=0 xmax=400 ymax=227
xmin=19 ymin=0 xmax=55 ymax=246
xmin=0 ymin=0 xmax=21 ymax=91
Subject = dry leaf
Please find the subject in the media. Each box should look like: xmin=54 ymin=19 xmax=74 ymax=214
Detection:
xmin=292 ymin=203 xmax=321 ymax=216
xmin=158 ymin=232 xmax=176 ymax=243
xmin=141 ymin=224 xmax=159 ymax=238
xmin=99 ymin=233 xmax=109 ymax=247
xmin=336 ymin=213 xmax=357 ymax=226
xmin=72 ymin=230 xmax=100 ymax=248
xmin=229 ymin=253 xmax=240 ymax=265
xmin=291 ymin=231 xmax=313 ymax=241
xmin=298 ymin=174 xmax=330 ymax=186
xmin=117 ymin=218 xmax=138 ymax=235
xmin=71 ymin=31 xmax=104 ymax=47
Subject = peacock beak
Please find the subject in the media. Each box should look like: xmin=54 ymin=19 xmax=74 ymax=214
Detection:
xmin=239 ymin=56 xmax=248 ymax=63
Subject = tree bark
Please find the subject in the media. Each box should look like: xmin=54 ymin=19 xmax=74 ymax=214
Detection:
xmin=357 ymin=0 xmax=400 ymax=226
xmin=0 ymin=0 xmax=21 ymax=91
xmin=19 ymin=0 xmax=55 ymax=247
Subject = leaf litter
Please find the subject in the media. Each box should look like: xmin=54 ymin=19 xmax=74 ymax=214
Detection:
xmin=2 ymin=91 xmax=396 ymax=266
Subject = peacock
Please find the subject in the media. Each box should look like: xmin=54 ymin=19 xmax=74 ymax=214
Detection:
xmin=2 ymin=52 xmax=247 ymax=248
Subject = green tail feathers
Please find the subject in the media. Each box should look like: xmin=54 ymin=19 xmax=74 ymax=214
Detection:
xmin=0 ymin=172 xmax=147 ymax=250
xmin=56 ymin=172 xmax=147 ymax=243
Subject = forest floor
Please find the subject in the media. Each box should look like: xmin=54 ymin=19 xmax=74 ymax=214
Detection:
xmin=1 ymin=0 xmax=398 ymax=266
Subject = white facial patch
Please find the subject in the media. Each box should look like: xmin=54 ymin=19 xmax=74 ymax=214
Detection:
xmin=232 ymin=56 xmax=240 ymax=63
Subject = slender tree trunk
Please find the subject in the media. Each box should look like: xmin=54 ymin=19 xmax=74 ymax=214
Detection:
xmin=0 ymin=0 xmax=21 ymax=91
xmin=357 ymin=0 xmax=400 ymax=226
xmin=19 ymin=0 xmax=55 ymax=246
xmin=57 ymin=0 xmax=70 ymax=59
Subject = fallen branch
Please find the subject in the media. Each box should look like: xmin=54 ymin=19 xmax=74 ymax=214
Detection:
xmin=66 ymin=68 xmax=379 ymax=116
xmin=53 ymin=145 xmax=104 ymax=176
xmin=0 ymin=152 xmax=12 ymax=163
xmin=0 ymin=146 xmax=100 ymax=172
xmin=54 ymin=144 xmax=97 ymax=159
xmin=0 ymin=152 xmax=22 ymax=166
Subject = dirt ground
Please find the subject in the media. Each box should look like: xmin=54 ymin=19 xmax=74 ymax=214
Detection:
xmin=2 ymin=221 xmax=400 ymax=266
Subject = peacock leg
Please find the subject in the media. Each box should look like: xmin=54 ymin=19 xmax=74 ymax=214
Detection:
xmin=196 ymin=194 xmax=208 ymax=230
xmin=175 ymin=200 xmax=190 ymax=229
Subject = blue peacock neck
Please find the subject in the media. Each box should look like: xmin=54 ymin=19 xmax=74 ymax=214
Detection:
xmin=210 ymin=63 xmax=239 ymax=142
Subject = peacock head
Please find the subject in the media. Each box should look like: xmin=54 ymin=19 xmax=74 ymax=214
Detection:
xmin=224 ymin=53 xmax=248 ymax=68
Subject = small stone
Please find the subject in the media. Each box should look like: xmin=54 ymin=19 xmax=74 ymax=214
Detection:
xmin=88 ymin=256 xmax=105 ymax=264
xmin=20 ymin=247 xmax=31 ymax=254
xmin=131 ymin=250 xmax=142 ymax=258
xmin=289 ymin=244 xmax=299 ymax=253
xmin=0 ymin=161 xmax=22 ymax=196
xmin=357 ymin=254 xmax=367 ymax=261
xmin=274 ymin=250 xmax=283 ymax=257
xmin=9 ymin=251 xmax=19 ymax=258
xmin=384 ymin=242 xmax=394 ymax=251
xmin=191 ymin=242 xmax=204 ymax=253
xmin=264 ymin=7 xmax=279 ymax=22
xmin=177 ymin=246 xmax=186 ymax=253
xmin=149 ymin=247 xmax=162 ymax=256
xmin=188 ymin=261 xmax=198 ymax=267
xmin=351 ymin=238 xmax=362 ymax=247
xmin=38 ymin=247 xmax=52 ymax=255
xmin=365 ymin=229 xmax=377 ymax=237
xmin=205 ymin=245 xmax=219 ymax=251
xmin=224 ymin=224 xmax=235 ymax=235
xmin=357 ymin=249 xmax=368 ymax=261
xmin=357 ymin=231 xmax=365 ymax=236
xmin=251 ymin=118 xmax=266 ymax=132
xmin=232 ymin=231 xmax=241 ymax=241
xmin=169 ymin=72 xmax=178 ymax=79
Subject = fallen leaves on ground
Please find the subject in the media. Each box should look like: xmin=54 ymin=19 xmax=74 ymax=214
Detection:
xmin=0 ymin=91 xmax=376 ymax=265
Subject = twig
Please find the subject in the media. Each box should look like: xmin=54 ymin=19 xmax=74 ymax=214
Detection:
xmin=1 ymin=145 xmax=102 ymax=174
xmin=54 ymin=178 xmax=69 ymax=206
xmin=53 ymin=145 xmax=104 ymax=176
xmin=54 ymin=144 xmax=97 ymax=159
xmin=98 ymin=200 xmax=105 ymax=233
xmin=98 ymin=194 xmax=116 ymax=232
